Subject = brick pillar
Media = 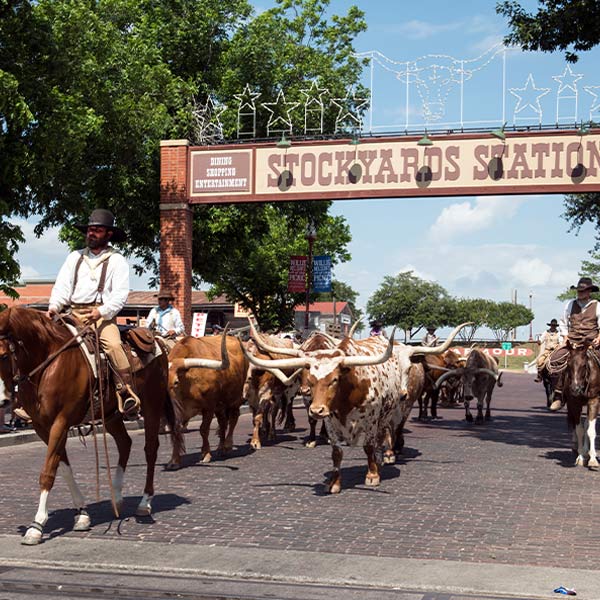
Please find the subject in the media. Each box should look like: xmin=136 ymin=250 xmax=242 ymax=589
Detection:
xmin=159 ymin=140 xmax=193 ymax=334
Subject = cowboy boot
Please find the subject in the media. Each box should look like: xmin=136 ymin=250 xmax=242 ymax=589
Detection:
xmin=549 ymin=389 xmax=564 ymax=412
xmin=115 ymin=369 xmax=141 ymax=419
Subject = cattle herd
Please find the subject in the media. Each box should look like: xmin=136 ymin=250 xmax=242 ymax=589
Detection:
xmin=165 ymin=319 xmax=504 ymax=493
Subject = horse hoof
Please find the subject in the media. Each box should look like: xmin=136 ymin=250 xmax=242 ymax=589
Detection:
xmin=73 ymin=513 xmax=91 ymax=532
xmin=22 ymin=530 xmax=42 ymax=546
xmin=575 ymin=456 xmax=586 ymax=467
xmin=250 ymin=440 xmax=262 ymax=450
xmin=202 ymin=453 xmax=212 ymax=463
xmin=383 ymin=453 xmax=396 ymax=465
xmin=135 ymin=505 xmax=152 ymax=517
xmin=327 ymin=481 xmax=341 ymax=494
xmin=305 ymin=440 xmax=317 ymax=448
xmin=588 ymin=458 xmax=599 ymax=470
xmin=165 ymin=461 xmax=180 ymax=471
xmin=364 ymin=474 xmax=380 ymax=487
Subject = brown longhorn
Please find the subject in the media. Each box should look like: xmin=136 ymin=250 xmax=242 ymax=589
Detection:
xmin=170 ymin=324 xmax=231 ymax=371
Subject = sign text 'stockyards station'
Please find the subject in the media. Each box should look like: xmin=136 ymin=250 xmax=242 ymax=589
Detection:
xmin=187 ymin=130 xmax=600 ymax=203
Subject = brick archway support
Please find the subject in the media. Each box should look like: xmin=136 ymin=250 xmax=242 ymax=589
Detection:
xmin=159 ymin=139 xmax=193 ymax=333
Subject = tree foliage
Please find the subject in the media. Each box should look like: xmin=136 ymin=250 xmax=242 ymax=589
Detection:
xmin=366 ymin=271 xmax=454 ymax=341
xmin=317 ymin=278 xmax=364 ymax=332
xmin=0 ymin=0 xmax=366 ymax=326
xmin=497 ymin=0 xmax=600 ymax=63
xmin=485 ymin=301 xmax=534 ymax=342
xmin=449 ymin=298 xmax=494 ymax=342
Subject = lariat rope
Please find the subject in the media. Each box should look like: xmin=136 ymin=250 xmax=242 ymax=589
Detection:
xmin=547 ymin=351 xmax=570 ymax=375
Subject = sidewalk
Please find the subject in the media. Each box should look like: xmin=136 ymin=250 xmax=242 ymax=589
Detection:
xmin=0 ymin=534 xmax=597 ymax=599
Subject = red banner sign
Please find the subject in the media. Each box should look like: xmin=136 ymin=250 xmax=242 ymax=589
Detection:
xmin=288 ymin=256 xmax=307 ymax=293
xmin=453 ymin=347 xmax=534 ymax=357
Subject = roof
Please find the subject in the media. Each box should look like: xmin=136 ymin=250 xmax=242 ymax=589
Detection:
xmin=294 ymin=301 xmax=350 ymax=315
xmin=0 ymin=282 xmax=232 ymax=309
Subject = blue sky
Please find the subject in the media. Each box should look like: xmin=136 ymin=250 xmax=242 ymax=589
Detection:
xmin=13 ymin=0 xmax=600 ymax=338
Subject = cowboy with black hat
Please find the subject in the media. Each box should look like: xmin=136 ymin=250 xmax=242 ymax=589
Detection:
xmin=146 ymin=289 xmax=185 ymax=347
xmin=547 ymin=276 xmax=600 ymax=411
xmin=46 ymin=208 xmax=141 ymax=419
xmin=423 ymin=325 xmax=439 ymax=347
xmin=534 ymin=318 xmax=563 ymax=382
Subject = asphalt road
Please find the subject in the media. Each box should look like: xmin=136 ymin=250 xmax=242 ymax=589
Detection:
xmin=0 ymin=372 xmax=599 ymax=599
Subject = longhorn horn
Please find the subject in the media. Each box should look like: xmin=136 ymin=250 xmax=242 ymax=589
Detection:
xmin=265 ymin=367 xmax=304 ymax=386
xmin=474 ymin=367 xmax=501 ymax=381
xmin=172 ymin=324 xmax=231 ymax=371
xmin=496 ymin=371 xmax=504 ymax=387
xmin=348 ymin=320 xmax=360 ymax=338
xmin=340 ymin=327 xmax=397 ymax=368
xmin=408 ymin=322 xmax=472 ymax=356
xmin=240 ymin=338 xmax=308 ymax=371
xmin=434 ymin=368 xmax=463 ymax=389
xmin=248 ymin=317 xmax=302 ymax=357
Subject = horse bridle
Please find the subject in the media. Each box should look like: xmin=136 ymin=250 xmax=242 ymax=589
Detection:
xmin=0 ymin=332 xmax=24 ymax=393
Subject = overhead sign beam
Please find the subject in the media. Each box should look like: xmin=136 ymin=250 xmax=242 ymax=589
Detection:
xmin=188 ymin=129 xmax=600 ymax=203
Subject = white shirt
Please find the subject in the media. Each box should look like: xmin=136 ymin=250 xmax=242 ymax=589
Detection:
xmin=146 ymin=306 xmax=185 ymax=336
xmin=49 ymin=247 xmax=130 ymax=321
xmin=560 ymin=298 xmax=600 ymax=337
xmin=539 ymin=329 xmax=563 ymax=349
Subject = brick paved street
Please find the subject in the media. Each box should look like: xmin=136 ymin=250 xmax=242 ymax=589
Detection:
xmin=1 ymin=371 xmax=598 ymax=572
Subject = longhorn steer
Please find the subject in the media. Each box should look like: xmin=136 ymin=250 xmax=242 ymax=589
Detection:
xmin=418 ymin=349 xmax=463 ymax=419
xmin=244 ymin=324 xmax=467 ymax=493
xmin=435 ymin=348 xmax=503 ymax=423
xmin=166 ymin=333 xmax=247 ymax=468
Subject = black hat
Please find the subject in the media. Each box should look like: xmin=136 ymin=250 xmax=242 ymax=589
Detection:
xmin=547 ymin=318 xmax=559 ymax=327
xmin=570 ymin=276 xmax=599 ymax=293
xmin=75 ymin=208 xmax=126 ymax=243
xmin=155 ymin=289 xmax=175 ymax=301
xmin=426 ymin=326 xmax=436 ymax=331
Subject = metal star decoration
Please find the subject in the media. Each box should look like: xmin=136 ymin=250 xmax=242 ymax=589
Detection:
xmin=300 ymin=80 xmax=330 ymax=134
xmin=261 ymin=90 xmax=300 ymax=136
xmin=191 ymin=95 xmax=225 ymax=145
xmin=331 ymin=88 xmax=370 ymax=133
xmin=233 ymin=84 xmax=261 ymax=138
xmin=553 ymin=65 xmax=583 ymax=96
xmin=510 ymin=74 xmax=550 ymax=123
xmin=584 ymin=86 xmax=600 ymax=117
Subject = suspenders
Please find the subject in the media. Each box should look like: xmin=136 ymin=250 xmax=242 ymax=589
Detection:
xmin=70 ymin=253 xmax=111 ymax=304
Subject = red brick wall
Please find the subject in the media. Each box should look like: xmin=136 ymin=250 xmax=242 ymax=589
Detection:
xmin=160 ymin=141 xmax=193 ymax=333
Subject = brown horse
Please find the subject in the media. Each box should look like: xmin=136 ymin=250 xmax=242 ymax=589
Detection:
xmin=0 ymin=306 xmax=183 ymax=545
xmin=564 ymin=340 xmax=600 ymax=469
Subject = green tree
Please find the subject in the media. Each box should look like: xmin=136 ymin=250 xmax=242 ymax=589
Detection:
xmin=486 ymin=301 xmax=534 ymax=342
xmin=556 ymin=253 xmax=600 ymax=301
xmin=366 ymin=271 xmax=452 ymax=342
xmin=449 ymin=298 xmax=494 ymax=342
xmin=0 ymin=0 xmax=365 ymax=316
xmin=497 ymin=0 xmax=600 ymax=63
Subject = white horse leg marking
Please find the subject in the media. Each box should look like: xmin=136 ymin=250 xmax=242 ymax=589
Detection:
xmin=113 ymin=465 xmax=125 ymax=514
xmin=59 ymin=463 xmax=91 ymax=531
xmin=22 ymin=490 xmax=49 ymax=545
xmin=136 ymin=493 xmax=153 ymax=517
xmin=587 ymin=417 xmax=598 ymax=469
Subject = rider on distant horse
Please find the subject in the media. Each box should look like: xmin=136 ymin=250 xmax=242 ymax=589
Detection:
xmin=534 ymin=318 xmax=562 ymax=382
xmin=145 ymin=290 xmax=185 ymax=350
xmin=46 ymin=208 xmax=141 ymax=419
xmin=549 ymin=277 xmax=600 ymax=411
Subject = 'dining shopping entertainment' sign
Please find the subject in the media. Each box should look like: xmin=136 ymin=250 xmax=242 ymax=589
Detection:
xmin=288 ymin=256 xmax=307 ymax=293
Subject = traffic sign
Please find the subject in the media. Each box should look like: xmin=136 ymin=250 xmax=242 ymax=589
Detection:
xmin=501 ymin=342 xmax=512 ymax=351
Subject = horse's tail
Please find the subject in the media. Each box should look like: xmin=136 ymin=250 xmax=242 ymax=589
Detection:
xmin=165 ymin=385 xmax=186 ymax=459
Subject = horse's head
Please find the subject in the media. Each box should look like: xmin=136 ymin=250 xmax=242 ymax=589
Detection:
xmin=567 ymin=340 xmax=594 ymax=397
xmin=0 ymin=311 xmax=15 ymax=406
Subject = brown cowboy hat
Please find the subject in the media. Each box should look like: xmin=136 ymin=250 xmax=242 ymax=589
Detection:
xmin=155 ymin=289 xmax=175 ymax=301
xmin=570 ymin=276 xmax=599 ymax=292
xmin=74 ymin=208 xmax=127 ymax=243
xmin=547 ymin=319 xmax=559 ymax=327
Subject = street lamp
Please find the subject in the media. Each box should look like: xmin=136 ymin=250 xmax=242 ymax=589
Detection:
xmin=528 ymin=292 xmax=533 ymax=342
xmin=305 ymin=220 xmax=317 ymax=334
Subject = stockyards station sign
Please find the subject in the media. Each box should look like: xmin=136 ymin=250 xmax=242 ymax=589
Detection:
xmin=188 ymin=130 xmax=600 ymax=203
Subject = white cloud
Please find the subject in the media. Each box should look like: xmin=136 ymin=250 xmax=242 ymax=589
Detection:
xmin=427 ymin=196 xmax=525 ymax=242
xmin=392 ymin=19 xmax=462 ymax=40
xmin=510 ymin=258 xmax=554 ymax=287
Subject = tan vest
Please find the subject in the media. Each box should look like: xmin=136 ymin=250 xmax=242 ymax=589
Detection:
xmin=544 ymin=330 xmax=560 ymax=350
xmin=569 ymin=300 xmax=599 ymax=344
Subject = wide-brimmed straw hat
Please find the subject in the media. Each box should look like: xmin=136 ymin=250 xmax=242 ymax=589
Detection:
xmin=547 ymin=318 xmax=559 ymax=327
xmin=155 ymin=289 xmax=175 ymax=301
xmin=570 ymin=276 xmax=599 ymax=292
xmin=74 ymin=208 xmax=126 ymax=243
